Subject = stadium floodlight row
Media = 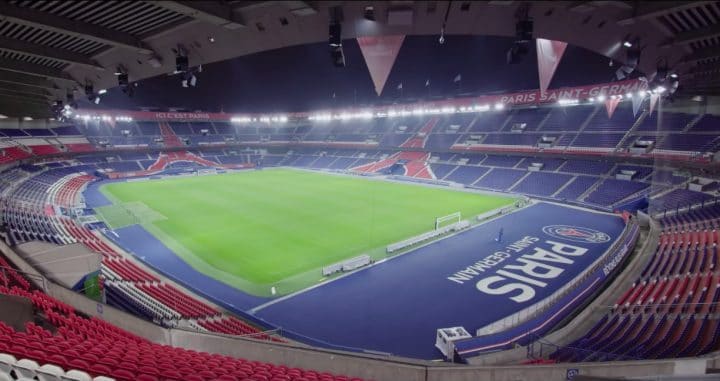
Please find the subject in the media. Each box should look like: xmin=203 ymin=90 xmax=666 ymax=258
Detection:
xmin=1 ymin=104 xmax=720 ymax=166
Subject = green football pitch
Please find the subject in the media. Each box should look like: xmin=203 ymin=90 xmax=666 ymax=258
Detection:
xmin=97 ymin=168 xmax=516 ymax=296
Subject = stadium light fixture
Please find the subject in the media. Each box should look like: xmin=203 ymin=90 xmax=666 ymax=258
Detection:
xmin=0 ymin=114 xmax=7 ymax=119
xmin=85 ymin=83 xmax=101 ymax=105
xmin=558 ymin=99 xmax=578 ymax=106
xmin=231 ymin=116 xmax=252 ymax=123
xmin=175 ymin=55 xmax=189 ymax=74
xmin=623 ymin=40 xmax=632 ymax=48
xmin=597 ymin=95 xmax=606 ymax=102
xmin=625 ymin=92 xmax=633 ymax=98
xmin=22 ymin=116 xmax=33 ymax=121
xmin=670 ymin=73 xmax=678 ymax=79
xmin=363 ymin=6 xmax=375 ymax=21
xmin=494 ymin=103 xmax=505 ymax=110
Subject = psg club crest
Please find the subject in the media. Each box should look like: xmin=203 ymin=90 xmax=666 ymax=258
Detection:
xmin=542 ymin=225 xmax=611 ymax=244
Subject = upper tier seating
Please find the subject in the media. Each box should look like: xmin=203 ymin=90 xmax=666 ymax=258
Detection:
xmin=503 ymin=108 xmax=549 ymax=131
xmin=690 ymin=114 xmax=720 ymax=132
xmin=584 ymin=104 xmax=636 ymax=132
xmin=584 ymin=179 xmax=649 ymax=206
xmin=571 ymin=133 xmax=624 ymax=148
xmin=559 ymin=160 xmax=613 ymax=175
xmin=656 ymin=134 xmax=720 ymax=152
xmin=539 ymin=106 xmax=594 ymax=131
xmin=511 ymin=172 xmax=573 ymax=197
xmin=652 ymin=189 xmax=715 ymax=210
xmin=473 ymin=168 xmax=526 ymax=190
xmin=637 ymin=112 xmax=695 ymax=132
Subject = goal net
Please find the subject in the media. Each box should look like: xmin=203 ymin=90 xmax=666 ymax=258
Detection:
xmin=197 ymin=168 xmax=218 ymax=176
xmin=436 ymin=212 xmax=461 ymax=230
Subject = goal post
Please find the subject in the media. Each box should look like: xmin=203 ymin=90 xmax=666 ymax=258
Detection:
xmin=197 ymin=168 xmax=218 ymax=176
xmin=436 ymin=212 xmax=461 ymax=230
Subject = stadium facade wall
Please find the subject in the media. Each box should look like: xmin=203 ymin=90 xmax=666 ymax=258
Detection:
xmin=427 ymin=359 xmax=700 ymax=381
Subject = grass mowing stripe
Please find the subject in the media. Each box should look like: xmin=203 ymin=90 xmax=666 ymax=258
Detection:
xmin=101 ymin=168 xmax=516 ymax=296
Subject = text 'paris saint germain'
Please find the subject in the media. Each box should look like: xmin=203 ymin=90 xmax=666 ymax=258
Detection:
xmin=446 ymin=235 xmax=592 ymax=303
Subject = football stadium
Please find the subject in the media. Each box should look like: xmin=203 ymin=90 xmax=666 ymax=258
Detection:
xmin=0 ymin=1 xmax=718 ymax=380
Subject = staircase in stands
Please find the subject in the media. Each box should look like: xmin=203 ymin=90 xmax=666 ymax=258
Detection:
xmin=158 ymin=122 xmax=184 ymax=147
xmin=351 ymin=151 xmax=435 ymax=179
xmin=147 ymin=151 xmax=219 ymax=171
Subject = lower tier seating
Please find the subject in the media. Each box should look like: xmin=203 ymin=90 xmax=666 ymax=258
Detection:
xmin=550 ymin=205 xmax=720 ymax=362
xmin=0 ymin=253 xmax=366 ymax=381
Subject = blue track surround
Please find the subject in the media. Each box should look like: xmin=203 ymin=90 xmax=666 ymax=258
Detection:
xmin=84 ymin=178 xmax=272 ymax=312
xmin=254 ymin=202 xmax=626 ymax=359
xmin=84 ymin=176 xmax=626 ymax=360
xmin=453 ymin=223 xmax=639 ymax=360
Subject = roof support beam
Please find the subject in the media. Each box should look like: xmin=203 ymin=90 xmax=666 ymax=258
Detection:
xmin=681 ymin=46 xmax=720 ymax=64
xmin=617 ymin=2 xmax=712 ymax=25
xmin=0 ymin=70 xmax=60 ymax=90
xmin=685 ymin=70 xmax=720 ymax=81
xmin=0 ymin=58 xmax=75 ymax=82
xmin=683 ymin=62 xmax=720 ymax=75
xmin=0 ymin=36 xmax=105 ymax=70
xmin=0 ymin=82 xmax=51 ymax=98
xmin=0 ymin=92 xmax=49 ymax=105
xmin=155 ymin=1 xmax=245 ymax=29
xmin=284 ymin=1 xmax=319 ymax=16
xmin=0 ymin=88 xmax=49 ymax=102
xmin=661 ymin=23 xmax=720 ymax=48
xmin=0 ymin=2 xmax=154 ymax=55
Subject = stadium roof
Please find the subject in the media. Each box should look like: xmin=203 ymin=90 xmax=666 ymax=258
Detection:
xmin=1 ymin=1 xmax=718 ymax=117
